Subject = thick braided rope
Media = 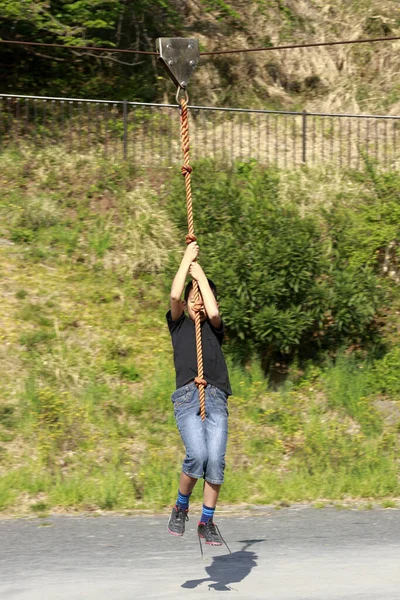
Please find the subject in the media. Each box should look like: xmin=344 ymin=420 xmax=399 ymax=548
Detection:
xmin=180 ymin=97 xmax=207 ymax=421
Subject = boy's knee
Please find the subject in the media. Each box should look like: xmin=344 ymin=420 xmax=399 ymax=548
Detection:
xmin=184 ymin=449 xmax=208 ymax=477
xmin=205 ymin=456 xmax=225 ymax=483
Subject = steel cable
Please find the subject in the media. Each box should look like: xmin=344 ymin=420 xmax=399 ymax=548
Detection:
xmin=0 ymin=35 xmax=399 ymax=57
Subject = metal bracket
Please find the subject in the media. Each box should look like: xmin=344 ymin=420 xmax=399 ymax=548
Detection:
xmin=156 ymin=38 xmax=200 ymax=90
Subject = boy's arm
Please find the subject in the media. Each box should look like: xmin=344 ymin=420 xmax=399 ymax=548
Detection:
xmin=170 ymin=242 xmax=199 ymax=320
xmin=189 ymin=262 xmax=222 ymax=329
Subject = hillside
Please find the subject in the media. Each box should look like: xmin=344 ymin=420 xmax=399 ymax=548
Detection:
xmin=0 ymin=144 xmax=400 ymax=514
xmin=1 ymin=0 xmax=399 ymax=113
xmin=183 ymin=0 xmax=400 ymax=113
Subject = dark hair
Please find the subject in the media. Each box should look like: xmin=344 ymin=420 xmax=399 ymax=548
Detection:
xmin=184 ymin=278 xmax=218 ymax=303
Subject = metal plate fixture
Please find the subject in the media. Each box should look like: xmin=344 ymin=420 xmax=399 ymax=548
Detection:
xmin=156 ymin=38 xmax=200 ymax=89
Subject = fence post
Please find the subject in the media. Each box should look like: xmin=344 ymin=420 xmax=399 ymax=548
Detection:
xmin=0 ymin=97 xmax=2 ymax=149
xmin=302 ymin=110 xmax=307 ymax=164
xmin=123 ymin=99 xmax=128 ymax=160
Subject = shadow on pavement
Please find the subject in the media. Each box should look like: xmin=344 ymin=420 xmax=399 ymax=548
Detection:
xmin=181 ymin=538 xmax=264 ymax=591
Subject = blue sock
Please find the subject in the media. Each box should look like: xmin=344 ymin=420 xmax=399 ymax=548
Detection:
xmin=200 ymin=504 xmax=215 ymax=524
xmin=176 ymin=490 xmax=191 ymax=511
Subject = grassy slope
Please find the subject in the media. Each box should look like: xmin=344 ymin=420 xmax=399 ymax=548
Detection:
xmin=0 ymin=145 xmax=399 ymax=515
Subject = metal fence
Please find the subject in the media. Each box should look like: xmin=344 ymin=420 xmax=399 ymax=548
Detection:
xmin=1 ymin=94 xmax=399 ymax=170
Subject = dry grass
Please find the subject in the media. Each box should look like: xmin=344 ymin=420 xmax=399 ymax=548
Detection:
xmin=102 ymin=183 xmax=178 ymax=276
xmin=277 ymin=165 xmax=366 ymax=215
xmin=181 ymin=0 xmax=400 ymax=114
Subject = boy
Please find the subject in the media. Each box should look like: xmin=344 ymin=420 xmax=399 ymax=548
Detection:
xmin=166 ymin=241 xmax=231 ymax=546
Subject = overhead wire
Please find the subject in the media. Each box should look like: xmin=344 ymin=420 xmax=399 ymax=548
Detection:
xmin=200 ymin=35 xmax=400 ymax=55
xmin=0 ymin=35 xmax=400 ymax=57
xmin=0 ymin=39 xmax=158 ymax=55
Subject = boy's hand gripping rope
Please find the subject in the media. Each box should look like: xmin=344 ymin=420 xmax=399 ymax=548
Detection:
xmin=180 ymin=98 xmax=207 ymax=421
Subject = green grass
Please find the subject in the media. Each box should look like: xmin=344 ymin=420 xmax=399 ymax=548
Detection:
xmin=381 ymin=499 xmax=398 ymax=509
xmin=324 ymin=353 xmax=382 ymax=435
xmin=4 ymin=353 xmax=398 ymax=512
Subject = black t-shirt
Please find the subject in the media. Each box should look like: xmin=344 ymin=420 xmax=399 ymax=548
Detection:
xmin=166 ymin=310 xmax=232 ymax=396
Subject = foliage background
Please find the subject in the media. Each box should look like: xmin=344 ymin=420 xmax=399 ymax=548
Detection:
xmin=0 ymin=0 xmax=400 ymax=112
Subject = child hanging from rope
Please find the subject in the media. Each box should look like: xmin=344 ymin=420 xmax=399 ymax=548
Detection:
xmin=166 ymin=240 xmax=232 ymax=546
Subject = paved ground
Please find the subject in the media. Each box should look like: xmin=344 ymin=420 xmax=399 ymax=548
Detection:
xmin=1 ymin=506 xmax=400 ymax=599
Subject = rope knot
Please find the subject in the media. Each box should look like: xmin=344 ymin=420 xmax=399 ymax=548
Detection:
xmin=194 ymin=376 xmax=207 ymax=388
xmin=181 ymin=164 xmax=193 ymax=176
xmin=185 ymin=233 xmax=197 ymax=245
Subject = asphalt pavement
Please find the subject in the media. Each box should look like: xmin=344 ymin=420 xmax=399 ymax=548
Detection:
xmin=1 ymin=506 xmax=400 ymax=599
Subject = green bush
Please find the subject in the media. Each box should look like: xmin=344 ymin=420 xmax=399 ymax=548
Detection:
xmin=167 ymin=160 xmax=383 ymax=364
xmin=371 ymin=346 xmax=400 ymax=397
xmin=325 ymin=164 xmax=400 ymax=271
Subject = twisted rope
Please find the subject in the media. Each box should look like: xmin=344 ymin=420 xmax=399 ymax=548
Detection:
xmin=180 ymin=97 xmax=206 ymax=421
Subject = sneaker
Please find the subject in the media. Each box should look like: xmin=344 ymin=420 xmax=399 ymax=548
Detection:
xmin=167 ymin=505 xmax=188 ymax=536
xmin=197 ymin=520 xmax=223 ymax=546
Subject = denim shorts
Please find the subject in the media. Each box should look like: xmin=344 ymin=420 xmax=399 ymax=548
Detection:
xmin=172 ymin=382 xmax=229 ymax=485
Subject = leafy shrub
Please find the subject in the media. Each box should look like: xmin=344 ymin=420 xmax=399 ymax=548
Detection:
xmin=325 ymin=164 xmax=400 ymax=273
xmin=201 ymin=0 xmax=241 ymax=21
xmin=167 ymin=160 xmax=383 ymax=364
xmin=371 ymin=346 xmax=400 ymax=397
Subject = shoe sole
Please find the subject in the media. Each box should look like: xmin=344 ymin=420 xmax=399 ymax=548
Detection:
xmin=198 ymin=534 xmax=222 ymax=546
xmin=205 ymin=541 xmax=222 ymax=546
xmin=167 ymin=526 xmax=184 ymax=537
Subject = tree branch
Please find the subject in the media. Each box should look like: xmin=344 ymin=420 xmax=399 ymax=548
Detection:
xmin=26 ymin=49 xmax=66 ymax=62
xmin=84 ymin=51 xmax=145 ymax=67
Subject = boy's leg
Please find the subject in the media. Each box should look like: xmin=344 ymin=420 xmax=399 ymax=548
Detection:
xmin=168 ymin=384 xmax=207 ymax=537
xmin=198 ymin=482 xmax=224 ymax=545
xmin=198 ymin=387 xmax=228 ymax=545
xmin=174 ymin=384 xmax=208 ymax=481
xmin=199 ymin=481 xmax=220 ymax=528
xmin=203 ymin=387 xmax=228 ymax=491
xmin=168 ymin=473 xmax=198 ymax=537
xmin=203 ymin=481 xmax=220 ymax=509
xmin=179 ymin=471 xmax=198 ymax=496
xmin=174 ymin=472 xmax=197 ymax=512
